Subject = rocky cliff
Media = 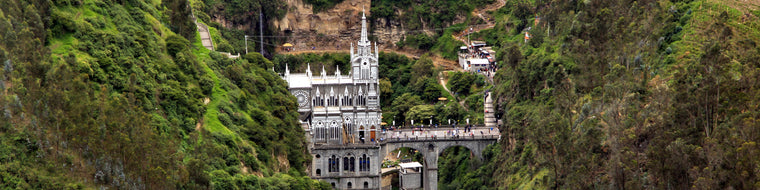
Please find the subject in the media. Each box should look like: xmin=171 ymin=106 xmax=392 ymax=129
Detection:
xmin=275 ymin=0 xmax=425 ymax=50
xmin=274 ymin=0 xmax=371 ymax=50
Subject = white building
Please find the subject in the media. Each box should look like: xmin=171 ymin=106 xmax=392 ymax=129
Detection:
xmin=281 ymin=10 xmax=383 ymax=189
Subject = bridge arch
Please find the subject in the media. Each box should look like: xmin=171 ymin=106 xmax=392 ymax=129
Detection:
xmin=434 ymin=141 xmax=488 ymax=161
xmin=381 ymin=138 xmax=497 ymax=189
xmin=384 ymin=146 xmax=427 ymax=163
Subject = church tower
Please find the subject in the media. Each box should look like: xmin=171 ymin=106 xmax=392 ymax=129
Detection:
xmin=351 ymin=11 xmax=380 ymax=81
xmin=350 ymin=10 xmax=380 ymax=109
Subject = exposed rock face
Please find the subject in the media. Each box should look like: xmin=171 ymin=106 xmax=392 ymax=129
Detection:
xmin=274 ymin=0 xmax=373 ymax=50
xmin=372 ymin=13 xmax=407 ymax=48
xmin=274 ymin=0 xmax=469 ymax=50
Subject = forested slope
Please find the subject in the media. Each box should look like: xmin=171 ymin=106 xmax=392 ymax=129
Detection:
xmin=0 ymin=0 xmax=326 ymax=189
xmin=459 ymin=0 xmax=760 ymax=189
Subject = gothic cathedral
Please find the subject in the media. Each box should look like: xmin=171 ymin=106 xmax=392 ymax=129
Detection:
xmin=282 ymin=10 xmax=383 ymax=189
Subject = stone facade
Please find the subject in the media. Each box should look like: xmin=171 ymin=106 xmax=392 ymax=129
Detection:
xmin=282 ymin=11 xmax=384 ymax=189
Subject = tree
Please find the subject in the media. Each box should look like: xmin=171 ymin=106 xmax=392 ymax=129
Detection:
xmin=391 ymin=93 xmax=423 ymax=122
xmin=448 ymin=72 xmax=474 ymax=96
xmin=406 ymin=105 xmax=435 ymax=124
xmin=411 ymin=55 xmax=435 ymax=84
xmin=163 ymin=0 xmax=195 ymax=41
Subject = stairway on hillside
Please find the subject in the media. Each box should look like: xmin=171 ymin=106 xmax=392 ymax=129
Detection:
xmin=484 ymin=91 xmax=497 ymax=127
xmin=196 ymin=22 xmax=214 ymax=51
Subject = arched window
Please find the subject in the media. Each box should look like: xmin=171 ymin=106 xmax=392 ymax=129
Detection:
xmin=357 ymin=157 xmax=362 ymax=171
xmin=327 ymin=157 xmax=332 ymax=172
xmin=364 ymin=181 xmax=369 ymax=189
xmin=365 ymin=157 xmax=370 ymax=171
xmin=350 ymin=157 xmax=355 ymax=171
xmin=347 ymin=182 xmax=352 ymax=189
xmin=329 ymin=155 xmax=340 ymax=172
xmin=334 ymin=156 xmax=340 ymax=172
xmin=343 ymin=157 xmax=349 ymax=171
xmin=359 ymin=154 xmax=370 ymax=172
xmin=316 ymin=169 xmax=321 ymax=176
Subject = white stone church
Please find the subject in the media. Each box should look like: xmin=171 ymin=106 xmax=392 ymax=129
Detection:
xmin=281 ymin=11 xmax=384 ymax=189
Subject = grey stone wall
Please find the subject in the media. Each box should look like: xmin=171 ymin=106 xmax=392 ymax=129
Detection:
xmin=401 ymin=172 xmax=422 ymax=189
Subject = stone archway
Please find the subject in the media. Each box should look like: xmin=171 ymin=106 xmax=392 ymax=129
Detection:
xmin=382 ymin=146 xmax=427 ymax=189
xmin=435 ymin=141 xmax=487 ymax=161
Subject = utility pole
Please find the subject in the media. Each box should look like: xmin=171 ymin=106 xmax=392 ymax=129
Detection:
xmin=259 ymin=10 xmax=264 ymax=54
xmin=244 ymin=35 xmax=248 ymax=54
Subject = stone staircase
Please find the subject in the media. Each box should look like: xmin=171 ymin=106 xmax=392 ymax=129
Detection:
xmin=484 ymin=91 xmax=497 ymax=127
xmin=196 ymin=22 xmax=214 ymax=51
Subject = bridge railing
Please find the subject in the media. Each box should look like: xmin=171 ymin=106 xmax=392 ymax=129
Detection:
xmin=383 ymin=124 xmax=494 ymax=131
xmin=379 ymin=134 xmax=500 ymax=143
xmin=312 ymin=134 xmax=500 ymax=149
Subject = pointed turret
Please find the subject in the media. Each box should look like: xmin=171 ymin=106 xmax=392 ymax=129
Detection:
xmin=335 ymin=65 xmax=341 ymax=77
xmin=306 ymin=63 xmax=312 ymax=77
xmin=321 ymin=65 xmax=326 ymax=78
xmin=375 ymin=42 xmax=379 ymax=60
xmin=285 ymin=64 xmax=290 ymax=76
xmin=359 ymin=10 xmax=369 ymax=47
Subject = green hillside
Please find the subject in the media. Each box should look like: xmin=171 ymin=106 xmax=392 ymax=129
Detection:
xmin=453 ymin=0 xmax=760 ymax=189
xmin=0 ymin=0 xmax=327 ymax=189
xmin=3 ymin=0 xmax=760 ymax=189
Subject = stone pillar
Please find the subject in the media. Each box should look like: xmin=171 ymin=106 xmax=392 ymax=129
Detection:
xmin=426 ymin=168 xmax=438 ymax=190
xmin=424 ymin=150 xmax=438 ymax=190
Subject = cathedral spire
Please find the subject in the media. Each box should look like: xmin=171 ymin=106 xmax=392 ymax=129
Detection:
xmin=359 ymin=9 xmax=369 ymax=47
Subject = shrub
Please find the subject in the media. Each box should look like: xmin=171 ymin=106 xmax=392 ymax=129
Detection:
xmin=165 ymin=34 xmax=189 ymax=57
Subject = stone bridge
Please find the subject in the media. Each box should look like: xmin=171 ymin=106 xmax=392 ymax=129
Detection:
xmin=382 ymin=137 xmax=497 ymax=189
xmin=308 ymin=126 xmax=499 ymax=189
xmin=378 ymin=127 xmax=499 ymax=189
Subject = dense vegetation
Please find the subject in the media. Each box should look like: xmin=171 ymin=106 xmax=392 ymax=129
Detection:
xmin=444 ymin=0 xmax=760 ymax=189
xmin=437 ymin=144 xmax=500 ymax=190
xmin=0 ymin=0 xmax=327 ymax=189
xmin=302 ymin=0 xmax=344 ymax=13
